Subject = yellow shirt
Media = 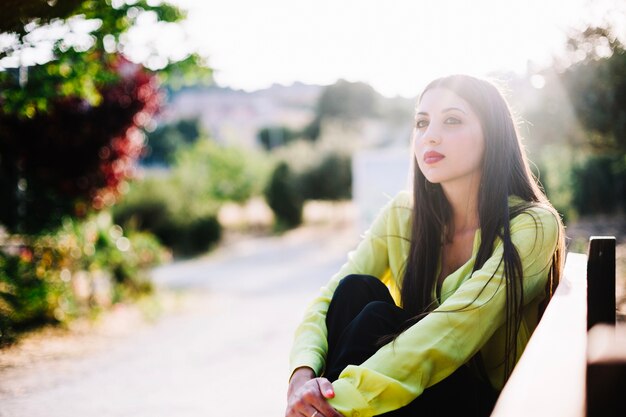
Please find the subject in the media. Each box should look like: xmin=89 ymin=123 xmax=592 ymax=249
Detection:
xmin=289 ymin=191 xmax=560 ymax=417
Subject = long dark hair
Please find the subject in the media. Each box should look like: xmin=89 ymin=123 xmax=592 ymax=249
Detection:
xmin=400 ymin=74 xmax=564 ymax=379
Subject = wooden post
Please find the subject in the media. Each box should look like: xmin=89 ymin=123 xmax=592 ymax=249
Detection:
xmin=587 ymin=325 xmax=626 ymax=417
xmin=586 ymin=236 xmax=620 ymax=417
xmin=587 ymin=236 xmax=616 ymax=330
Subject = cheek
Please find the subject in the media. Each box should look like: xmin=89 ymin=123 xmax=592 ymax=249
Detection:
xmin=456 ymin=129 xmax=484 ymax=159
xmin=411 ymin=132 xmax=420 ymax=155
xmin=412 ymin=134 xmax=425 ymax=166
xmin=474 ymin=130 xmax=486 ymax=162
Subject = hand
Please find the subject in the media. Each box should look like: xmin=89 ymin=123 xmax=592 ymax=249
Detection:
xmin=286 ymin=368 xmax=342 ymax=417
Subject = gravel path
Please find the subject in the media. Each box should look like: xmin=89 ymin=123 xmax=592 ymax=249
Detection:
xmin=0 ymin=221 xmax=358 ymax=417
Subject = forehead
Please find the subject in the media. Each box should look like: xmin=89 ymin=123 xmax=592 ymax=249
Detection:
xmin=416 ymin=87 xmax=473 ymax=114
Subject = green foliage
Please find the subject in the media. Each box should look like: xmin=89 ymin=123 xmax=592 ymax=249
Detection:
xmin=173 ymin=140 xmax=269 ymax=203
xmin=517 ymin=23 xmax=626 ymax=218
xmin=257 ymin=119 xmax=323 ymax=151
xmin=142 ymin=118 xmax=202 ymax=166
xmin=264 ymin=142 xmax=353 ymax=230
xmin=111 ymin=177 xmax=222 ymax=257
xmin=1 ymin=0 xmax=84 ymax=38
xmin=302 ymin=117 xmax=322 ymax=141
xmin=257 ymin=126 xmax=300 ymax=150
xmin=0 ymin=0 xmax=220 ymax=341
xmin=264 ymin=162 xmax=304 ymax=229
xmin=300 ymin=153 xmax=352 ymax=201
xmin=0 ymin=0 xmax=214 ymax=236
xmin=529 ymin=146 xmax=578 ymax=222
xmin=0 ymin=59 xmax=160 ymax=234
xmin=316 ymin=79 xmax=380 ymax=121
xmin=0 ymin=0 xmax=211 ymax=117
xmin=562 ymin=54 xmax=626 ymax=151
xmin=0 ymin=213 xmax=167 ymax=345
xmin=115 ymin=140 xmax=270 ymax=255
xmin=571 ymin=154 xmax=626 ymax=215
xmin=272 ymin=142 xmax=353 ymax=201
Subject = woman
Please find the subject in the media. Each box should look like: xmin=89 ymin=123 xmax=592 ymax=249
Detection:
xmin=285 ymin=74 xmax=565 ymax=417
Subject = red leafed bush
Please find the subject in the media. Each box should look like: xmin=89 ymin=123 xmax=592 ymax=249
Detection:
xmin=0 ymin=57 xmax=162 ymax=234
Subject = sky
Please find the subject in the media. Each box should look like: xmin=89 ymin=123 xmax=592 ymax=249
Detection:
xmin=1 ymin=0 xmax=616 ymax=97
xmin=161 ymin=0 xmax=612 ymax=97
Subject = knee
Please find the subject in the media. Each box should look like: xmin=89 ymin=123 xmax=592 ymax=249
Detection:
xmin=360 ymin=300 xmax=398 ymax=318
xmin=351 ymin=301 xmax=405 ymax=335
xmin=335 ymin=274 xmax=381 ymax=296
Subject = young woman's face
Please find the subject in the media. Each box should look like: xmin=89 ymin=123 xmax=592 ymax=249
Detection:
xmin=412 ymin=87 xmax=485 ymax=186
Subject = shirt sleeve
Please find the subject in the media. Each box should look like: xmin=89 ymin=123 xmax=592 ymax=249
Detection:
xmin=327 ymin=206 xmax=560 ymax=417
xmin=288 ymin=193 xmax=410 ymax=378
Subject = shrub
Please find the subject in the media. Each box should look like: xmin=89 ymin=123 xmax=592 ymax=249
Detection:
xmin=112 ymin=177 xmax=222 ymax=257
xmin=0 ymin=58 xmax=160 ymax=234
xmin=257 ymin=126 xmax=299 ymax=150
xmin=173 ymin=140 xmax=270 ymax=204
xmin=142 ymin=118 xmax=202 ymax=166
xmin=301 ymin=153 xmax=352 ymax=200
xmin=571 ymin=154 xmax=626 ymax=215
xmin=263 ymin=142 xmax=353 ymax=230
xmin=0 ymin=213 xmax=168 ymax=346
xmin=115 ymin=139 xmax=272 ymax=255
xmin=178 ymin=214 xmax=222 ymax=256
xmin=264 ymin=162 xmax=304 ymax=229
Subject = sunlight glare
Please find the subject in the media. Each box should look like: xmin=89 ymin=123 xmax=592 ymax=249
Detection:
xmin=169 ymin=0 xmax=590 ymax=97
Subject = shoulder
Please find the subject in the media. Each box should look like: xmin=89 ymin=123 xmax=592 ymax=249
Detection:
xmin=367 ymin=191 xmax=413 ymax=234
xmin=508 ymin=199 xmax=561 ymax=249
xmin=389 ymin=190 xmax=413 ymax=209
xmin=509 ymin=199 xmax=560 ymax=230
xmin=381 ymin=190 xmax=413 ymax=221
xmin=391 ymin=190 xmax=413 ymax=208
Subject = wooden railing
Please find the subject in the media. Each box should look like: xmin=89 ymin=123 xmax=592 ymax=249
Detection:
xmin=491 ymin=237 xmax=624 ymax=417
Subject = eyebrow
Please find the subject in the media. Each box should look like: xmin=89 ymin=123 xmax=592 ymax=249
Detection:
xmin=442 ymin=107 xmax=467 ymax=114
xmin=416 ymin=107 xmax=467 ymax=116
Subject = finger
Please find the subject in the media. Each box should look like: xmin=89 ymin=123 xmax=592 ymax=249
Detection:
xmin=316 ymin=378 xmax=335 ymax=399
xmin=310 ymin=408 xmax=338 ymax=417
xmin=313 ymin=379 xmax=342 ymax=417
xmin=289 ymin=383 xmax=326 ymax=417
xmin=286 ymin=403 xmax=314 ymax=417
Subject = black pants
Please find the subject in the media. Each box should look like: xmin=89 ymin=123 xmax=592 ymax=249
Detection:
xmin=324 ymin=274 xmax=498 ymax=417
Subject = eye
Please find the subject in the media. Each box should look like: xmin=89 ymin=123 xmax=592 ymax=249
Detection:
xmin=444 ymin=116 xmax=462 ymax=125
xmin=415 ymin=119 xmax=429 ymax=129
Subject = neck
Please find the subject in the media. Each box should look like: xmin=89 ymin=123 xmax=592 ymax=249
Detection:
xmin=441 ymin=172 xmax=481 ymax=234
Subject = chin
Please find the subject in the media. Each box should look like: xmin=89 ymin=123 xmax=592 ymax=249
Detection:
xmin=422 ymin=173 xmax=444 ymax=184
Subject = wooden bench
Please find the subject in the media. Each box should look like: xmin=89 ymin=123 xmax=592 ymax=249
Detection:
xmin=491 ymin=236 xmax=625 ymax=417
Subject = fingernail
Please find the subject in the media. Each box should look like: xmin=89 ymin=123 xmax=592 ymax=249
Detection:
xmin=326 ymin=390 xmax=335 ymax=397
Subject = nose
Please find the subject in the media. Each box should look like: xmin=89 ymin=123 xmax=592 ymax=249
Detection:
xmin=421 ymin=124 xmax=441 ymax=145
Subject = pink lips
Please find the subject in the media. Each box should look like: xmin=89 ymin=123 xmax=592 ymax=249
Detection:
xmin=423 ymin=150 xmax=445 ymax=164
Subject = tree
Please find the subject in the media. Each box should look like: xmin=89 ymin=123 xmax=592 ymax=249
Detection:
xmin=556 ymin=22 xmax=626 ymax=214
xmin=560 ymin=25 xmax=626 ymax=152
xmin=0 ymin=57 xmax=161 ymax=233
xmin=142 ymin=118 xmax=202 ymax=166
xmin=1 ymin=0 xmax=84 ymax=39
xmin=1 ymin=0 xmax=211 ymax=117
xmin=316 ymin=79 xmax=381 ymax=122
xmin=264 ymin=162 xmax=303 ymax=229
xmin=0 ymin=0 xmax=212 ymax=233
xmin=257 ymin=125 xmax=299 ymax=150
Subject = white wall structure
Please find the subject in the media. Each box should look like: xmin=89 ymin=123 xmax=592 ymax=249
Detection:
xmin=352 ymin=147 xmax=412 ymax=233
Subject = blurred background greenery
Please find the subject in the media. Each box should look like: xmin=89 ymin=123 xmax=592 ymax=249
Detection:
xmin=1 ymin=0 xmax=625 ymax=345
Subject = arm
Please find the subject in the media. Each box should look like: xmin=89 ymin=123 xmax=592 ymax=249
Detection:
xmin=288 ymin=192 xmax=410 ymax=377
xmin=286 ymin=193 xmax=411 ymax=417
xmin=327 ymin=207 xmax=560 ymax=417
